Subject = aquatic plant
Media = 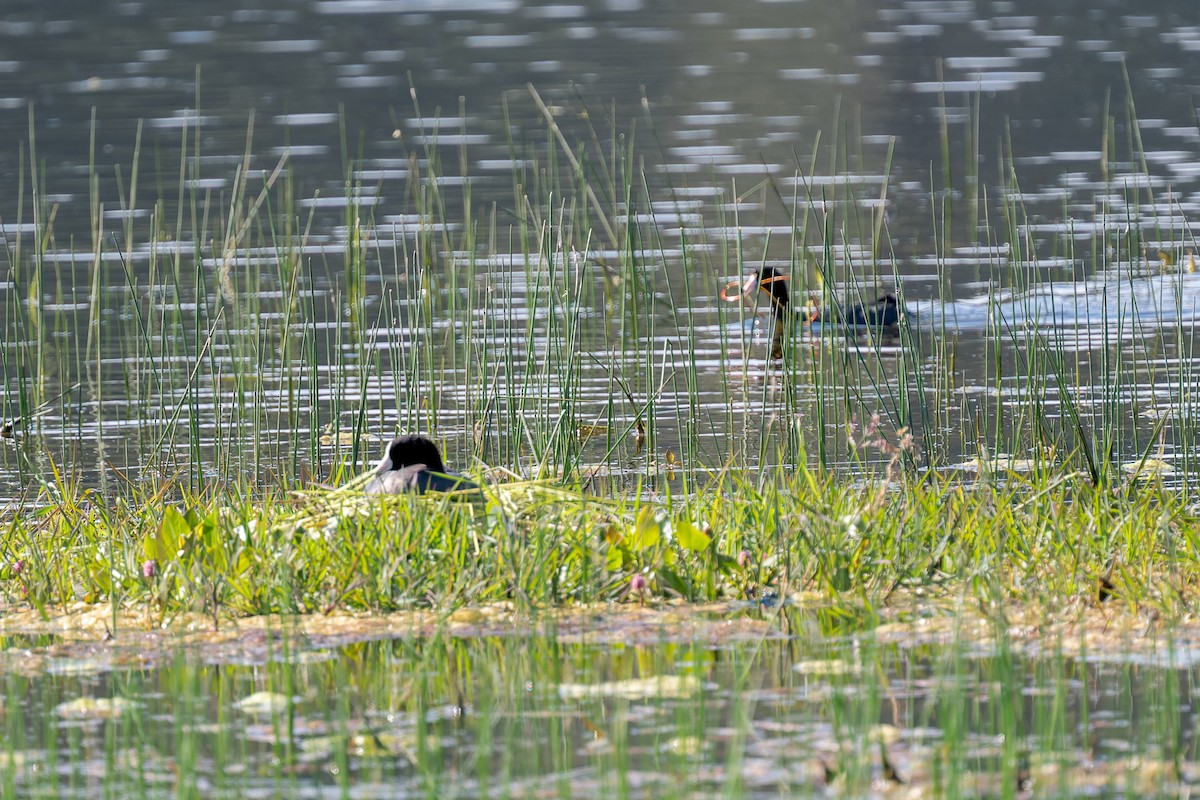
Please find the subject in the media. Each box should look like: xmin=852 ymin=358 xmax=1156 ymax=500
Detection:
xmin=0 ymin=442 xmax=1195 ymax=621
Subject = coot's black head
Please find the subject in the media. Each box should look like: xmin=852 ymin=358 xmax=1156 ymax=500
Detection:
xmin=379 ymin=434 xmax=446 ymax=474
xmin=744 ymin=266 xmax=790 ymax=317
xmin=872 ymin=294 xmax=901 ymax=326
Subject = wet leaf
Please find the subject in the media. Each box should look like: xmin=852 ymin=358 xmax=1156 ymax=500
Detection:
xmin=146 ymin=506 xmax=186 ymax=562
xmin=296 ymin=734 xmax=338 ymax=759
xmin=300 ymin=732 xmax=415 ymax=761
xmin=46 ymin=657 xmax=108 ymax=676
xmin=235 ymin=691 xmax=291 ymax=715
xmin=658 ymin=567 xmax=690 ymax=598
xmin=56 ymin=696 xmax=132 ymax=720
xmin=605 ymin=544 xmax=625 ymax=571
xmin=577 ymin=423 xmax=607 ymax=441
xmin=631 ymin=507 xmax=661 ymax=552
xmin=557 ymin=674 xmax=701 ymax=700
xmin=793 ymin=659 xmax=860 ymax=676
xmin=319 ymin=431 xmax=374 ymax=447
xmin=675 ymin=519 xmax=710 ymax=552
xmin=1123 ymin=458 xmax=1174 ymax=477
xmin=957 ymin=454 xmax=1048 ymax=473
xmin=449 ymin=608 xmax=486 ymax=625
xmin=349 ymin=732 xmax=415 ymax=760
xmin=663 ymin=735 xmax=704 ymax=756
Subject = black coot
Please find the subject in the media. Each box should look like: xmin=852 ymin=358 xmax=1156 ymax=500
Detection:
xmin=741 ymin=266 xmax=904 ymax=356
xmin=364 ymin=434 xmax=479 ymax=495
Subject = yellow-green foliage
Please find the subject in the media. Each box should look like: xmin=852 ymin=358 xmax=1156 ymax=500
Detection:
xmin=1 ymin=462 xmax=1196 ymax=617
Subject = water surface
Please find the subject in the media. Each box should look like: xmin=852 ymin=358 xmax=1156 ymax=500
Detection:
xmin=2 ymin=604 xmax=1197 ymax=798
xmin=1 ymin=0 xmax=1199 ymax=491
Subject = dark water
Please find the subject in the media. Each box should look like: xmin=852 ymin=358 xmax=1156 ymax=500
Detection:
xmin=2 ymin=0 xmax=1200 ymax=493
xmin=1 ymin=612 xmax=1197 ymax=798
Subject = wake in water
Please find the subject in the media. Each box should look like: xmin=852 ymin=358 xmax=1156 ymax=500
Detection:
xmin=910 ymin=271 xmax=1200 ymax=333
xmin=725 ymin=265 xmax=1200 ymax=339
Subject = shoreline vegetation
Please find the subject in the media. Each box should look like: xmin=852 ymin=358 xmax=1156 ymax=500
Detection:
xmin=1 ymin=447 xmax=1197 ymax=624
xmin=2 ymin=86 xmax=1199 ymax=629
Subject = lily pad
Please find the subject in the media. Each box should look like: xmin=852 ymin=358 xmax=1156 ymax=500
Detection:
xmin=56 ymin=697 xmax=133 ymax=720
xmin=46 ymin=657 xmax=109 ymax=677
xmin=793 ymin=659 xmax=860 ymax=676
xmin=557 ymin=674 xmax=701 ymax=700
xmin=234 ymin=691 xmax=292 ymax=715
xmin=1122 ymin=458 xmax=1175 ymax=477
xmin=448 ymin=608 xmax=487 ymax=625
xmin=957 ymin=454 xmax=1048 ymax=474
xmin=662 ymin=735 xmax=705 ymax=756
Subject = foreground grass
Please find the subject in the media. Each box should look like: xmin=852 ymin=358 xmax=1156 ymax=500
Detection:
xmin=2 ymin=451 xmax=1197 ymax=623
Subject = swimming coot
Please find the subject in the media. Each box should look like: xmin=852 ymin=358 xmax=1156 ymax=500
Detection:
xmin=740 ymin=266 xmax=905 ymax=354
xmin=724 ymin=266 xmax=791 ymax=357
xmin=364 ymin=434 xmax=479 ymax=495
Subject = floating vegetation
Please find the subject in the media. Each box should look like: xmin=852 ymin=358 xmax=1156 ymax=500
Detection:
xmin=792 ymin=658 xmax=860 ymax=676
xmin=1 ymin=607 xmax=1198 ymax=798
xmin=233 ymin=691 xmax=292 ymax=716
xmin=55 ymin=696 xmax=133 ymax=721
xmin=556 ymin=674 xmax=703 ymax=700
xmin=1122 ymin=457 xmax=1176 ymax=477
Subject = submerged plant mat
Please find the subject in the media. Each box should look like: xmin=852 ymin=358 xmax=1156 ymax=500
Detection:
xmin=0 ymin=592 xmax=1196 ymax=670
xmin=2 ymin=596 xmax=1198 ymax=797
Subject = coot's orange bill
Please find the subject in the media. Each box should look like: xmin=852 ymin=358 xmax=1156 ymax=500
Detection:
xmin=720 ymin=274 xmax=787 ymax=302
xmin=719 ymin=280 xmax=746 ymax=301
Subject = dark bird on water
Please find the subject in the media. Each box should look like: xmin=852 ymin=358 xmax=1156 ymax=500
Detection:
xmin=364 ymin=434 xmax=479 ymax=495
xmin=736 ymin=266 xmax=905 ymax=357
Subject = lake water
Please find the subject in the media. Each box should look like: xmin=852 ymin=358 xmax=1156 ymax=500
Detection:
xmin=3 ymin=1 xmax=1200 ymax=494
xmin=3 ymin=604 xmax=1198 ymax=798
xmin=2 ymin=4 xmax=1200 ymax=796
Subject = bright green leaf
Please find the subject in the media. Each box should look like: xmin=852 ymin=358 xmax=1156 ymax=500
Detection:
xmin=605 ymin=544 xmax=625 ymax=571
xmin=88 ymin=564 xmax=112 ymax=594
xmin=631 ymin=507 xmax=661 ymax=552
xmin=200 ymin=510 xmax=220 ymax=543
xmin=184 ymin=507 xmax=203 ymax=529
xmin=658 ymin=567 xmax=690 ymax=599
xmin=146 ymin=506 xmax=187 ymax=562
xmin=675 ymin=520 xmax=710 ymax=553
xmin=199 ymin=511 xmax=227 ymax=570
xmin=715 ymin=554 xmax=739 ymax=575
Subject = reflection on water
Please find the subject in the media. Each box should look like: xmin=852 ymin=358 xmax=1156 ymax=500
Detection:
xmin=2 ymin=0 xmax=1200 ymax=493
xmin=1 ymin=608 xmax=1197 ymax=798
